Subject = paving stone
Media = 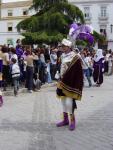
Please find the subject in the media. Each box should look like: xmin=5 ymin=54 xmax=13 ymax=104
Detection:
xmin=0 ymin=76 xmax=113 ymax=150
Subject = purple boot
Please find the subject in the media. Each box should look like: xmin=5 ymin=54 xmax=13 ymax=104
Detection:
xmin=56 ymin=112 xmax=69 ymax=127
xmin=69 ymin=114 xmax=76 ymax=131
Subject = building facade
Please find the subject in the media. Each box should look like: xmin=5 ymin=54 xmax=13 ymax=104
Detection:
xmin=0 ymin=0 xmax=32 ymax=46
xmin=0 ymin=0 xmax=113 ymax=49
xmin=69 ymin=0 xmax=113 ymax=50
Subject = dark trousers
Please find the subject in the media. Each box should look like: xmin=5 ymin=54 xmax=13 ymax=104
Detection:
xmin=26 ymin=66 xmax=33 ymax=90
xmin=2 ymin=65 xmax=10 ymax=90
xmin=50 ymin=64 xmax=57 ymax=80
xmin=39 ymin=63 xmax=46 ymax=84
xmin=12 ymin=76 xmax=20 ymax=95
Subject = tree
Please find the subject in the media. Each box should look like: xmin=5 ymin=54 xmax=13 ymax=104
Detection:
xmin=93 ymin=30 xmax=106 ymax=43
xmin=17 ymin=0 xmax=84 ymax=45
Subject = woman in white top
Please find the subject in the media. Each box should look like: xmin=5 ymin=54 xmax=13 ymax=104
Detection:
xmin=10 ymin=47 xmax=18 ymax=63
xmin=81 ymin=51 xmax=92 ymax=87
xmin=25 ymin=48 xmax=35 ymax=93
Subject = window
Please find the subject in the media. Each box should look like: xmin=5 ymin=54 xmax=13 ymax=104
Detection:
xmin=8 ymin=10 xmax=13 ymax=17
xmin=84 ymin=7 xmax=90 ymax=18
xmin=23 ymin=9 xmax=28 ymax=16
xmin=100 ymin=25 xmax=107 ymax=37
xmin=101 ymin=6 xmax=107 ymax=17
xmin=7 ymin=23 xmax=13 ymax=32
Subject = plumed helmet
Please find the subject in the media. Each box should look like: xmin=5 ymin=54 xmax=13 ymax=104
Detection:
xmin=61 ymin=39 xmax=72 ymax=47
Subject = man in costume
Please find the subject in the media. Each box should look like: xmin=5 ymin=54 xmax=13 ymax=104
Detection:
xmin=56 ymin=39 xmax=83 ymax=131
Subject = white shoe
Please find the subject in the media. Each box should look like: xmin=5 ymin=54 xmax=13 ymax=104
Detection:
xmin=28 ymin=90 xmax=33 ymax=93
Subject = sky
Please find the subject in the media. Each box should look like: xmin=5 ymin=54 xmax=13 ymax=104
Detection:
xmin=3 ymin=0 xmax=28 ymax=2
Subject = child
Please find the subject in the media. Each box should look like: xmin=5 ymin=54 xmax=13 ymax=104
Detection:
xmin=33 ymin=73 xmax=41 ymax=91
xmin=11 ymin=58 xmax=20 ymax=96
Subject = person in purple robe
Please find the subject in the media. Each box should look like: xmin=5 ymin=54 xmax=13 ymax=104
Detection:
xmin=16 ymin=45 xmax=23 ymax=59
xmin=93 ymin=49 xmax=105 ymax=86
xmin=0 ymin=57 xmax=3 ymax=106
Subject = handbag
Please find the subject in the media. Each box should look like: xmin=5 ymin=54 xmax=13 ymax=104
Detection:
xmin=55 ymin=71 xmax=60 ymax=79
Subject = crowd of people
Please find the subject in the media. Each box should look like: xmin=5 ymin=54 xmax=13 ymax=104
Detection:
xmin=0 ymin=38 xmax=113 ymax=130
xmin=0 ymin=40 xmax=113 ymax=97
xmin=0 ymin=41 xmax=64 ymax=98
xmin=81 ymin=48 xmax=113 ymax=87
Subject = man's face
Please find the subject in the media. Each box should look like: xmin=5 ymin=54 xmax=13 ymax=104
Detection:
xmin=62 ymin=45 xmax=69 ymax=53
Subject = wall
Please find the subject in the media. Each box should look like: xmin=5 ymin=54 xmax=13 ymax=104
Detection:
xmin=69 ymin=0 xmax=113 ymax=50
xmin=0 ymin=2 xmax=31 ymax=46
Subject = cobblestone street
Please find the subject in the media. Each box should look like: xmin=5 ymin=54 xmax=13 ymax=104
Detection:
xmin=0 ymin=76 xmax=113 ymax=150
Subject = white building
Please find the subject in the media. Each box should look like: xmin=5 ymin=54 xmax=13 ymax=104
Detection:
xmin=0 ymin=0 xmax=113 ymax=49
xmin=69 ymin=0 xmax=113 ymax=50
xmin=0 ymin=0 xmax=32 ymax=46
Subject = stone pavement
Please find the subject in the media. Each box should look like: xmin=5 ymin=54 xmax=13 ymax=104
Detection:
xmin=0 ymin=76 xmax=113 ymax=150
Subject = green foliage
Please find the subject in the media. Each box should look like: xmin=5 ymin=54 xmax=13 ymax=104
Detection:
xmin=31 ymin=0 xmax=67 ymax=11
xmin=93 ymin=30 xmax=106 ymax=43
xmin=76 ymin=39 xmax=88 ymax=46
xmin=21 ymin=31 xmax=65 ymax=44
xmin=17 ymin=0 xmax=84 ymax=44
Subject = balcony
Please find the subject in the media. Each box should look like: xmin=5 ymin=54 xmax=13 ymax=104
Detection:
xmin=98 ymin=14 xmax=109 ymax=21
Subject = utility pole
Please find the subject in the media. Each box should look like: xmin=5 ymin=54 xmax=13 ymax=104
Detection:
xmin=110 ymin=24 xmax=113 ymax=33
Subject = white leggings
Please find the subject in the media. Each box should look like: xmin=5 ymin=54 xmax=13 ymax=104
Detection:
xmin=61 ymin=97 xmax=73 ymax=114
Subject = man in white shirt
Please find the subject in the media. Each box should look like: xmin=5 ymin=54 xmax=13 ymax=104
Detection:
xmin=50 ymin=49 xmax=57 ymax=80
